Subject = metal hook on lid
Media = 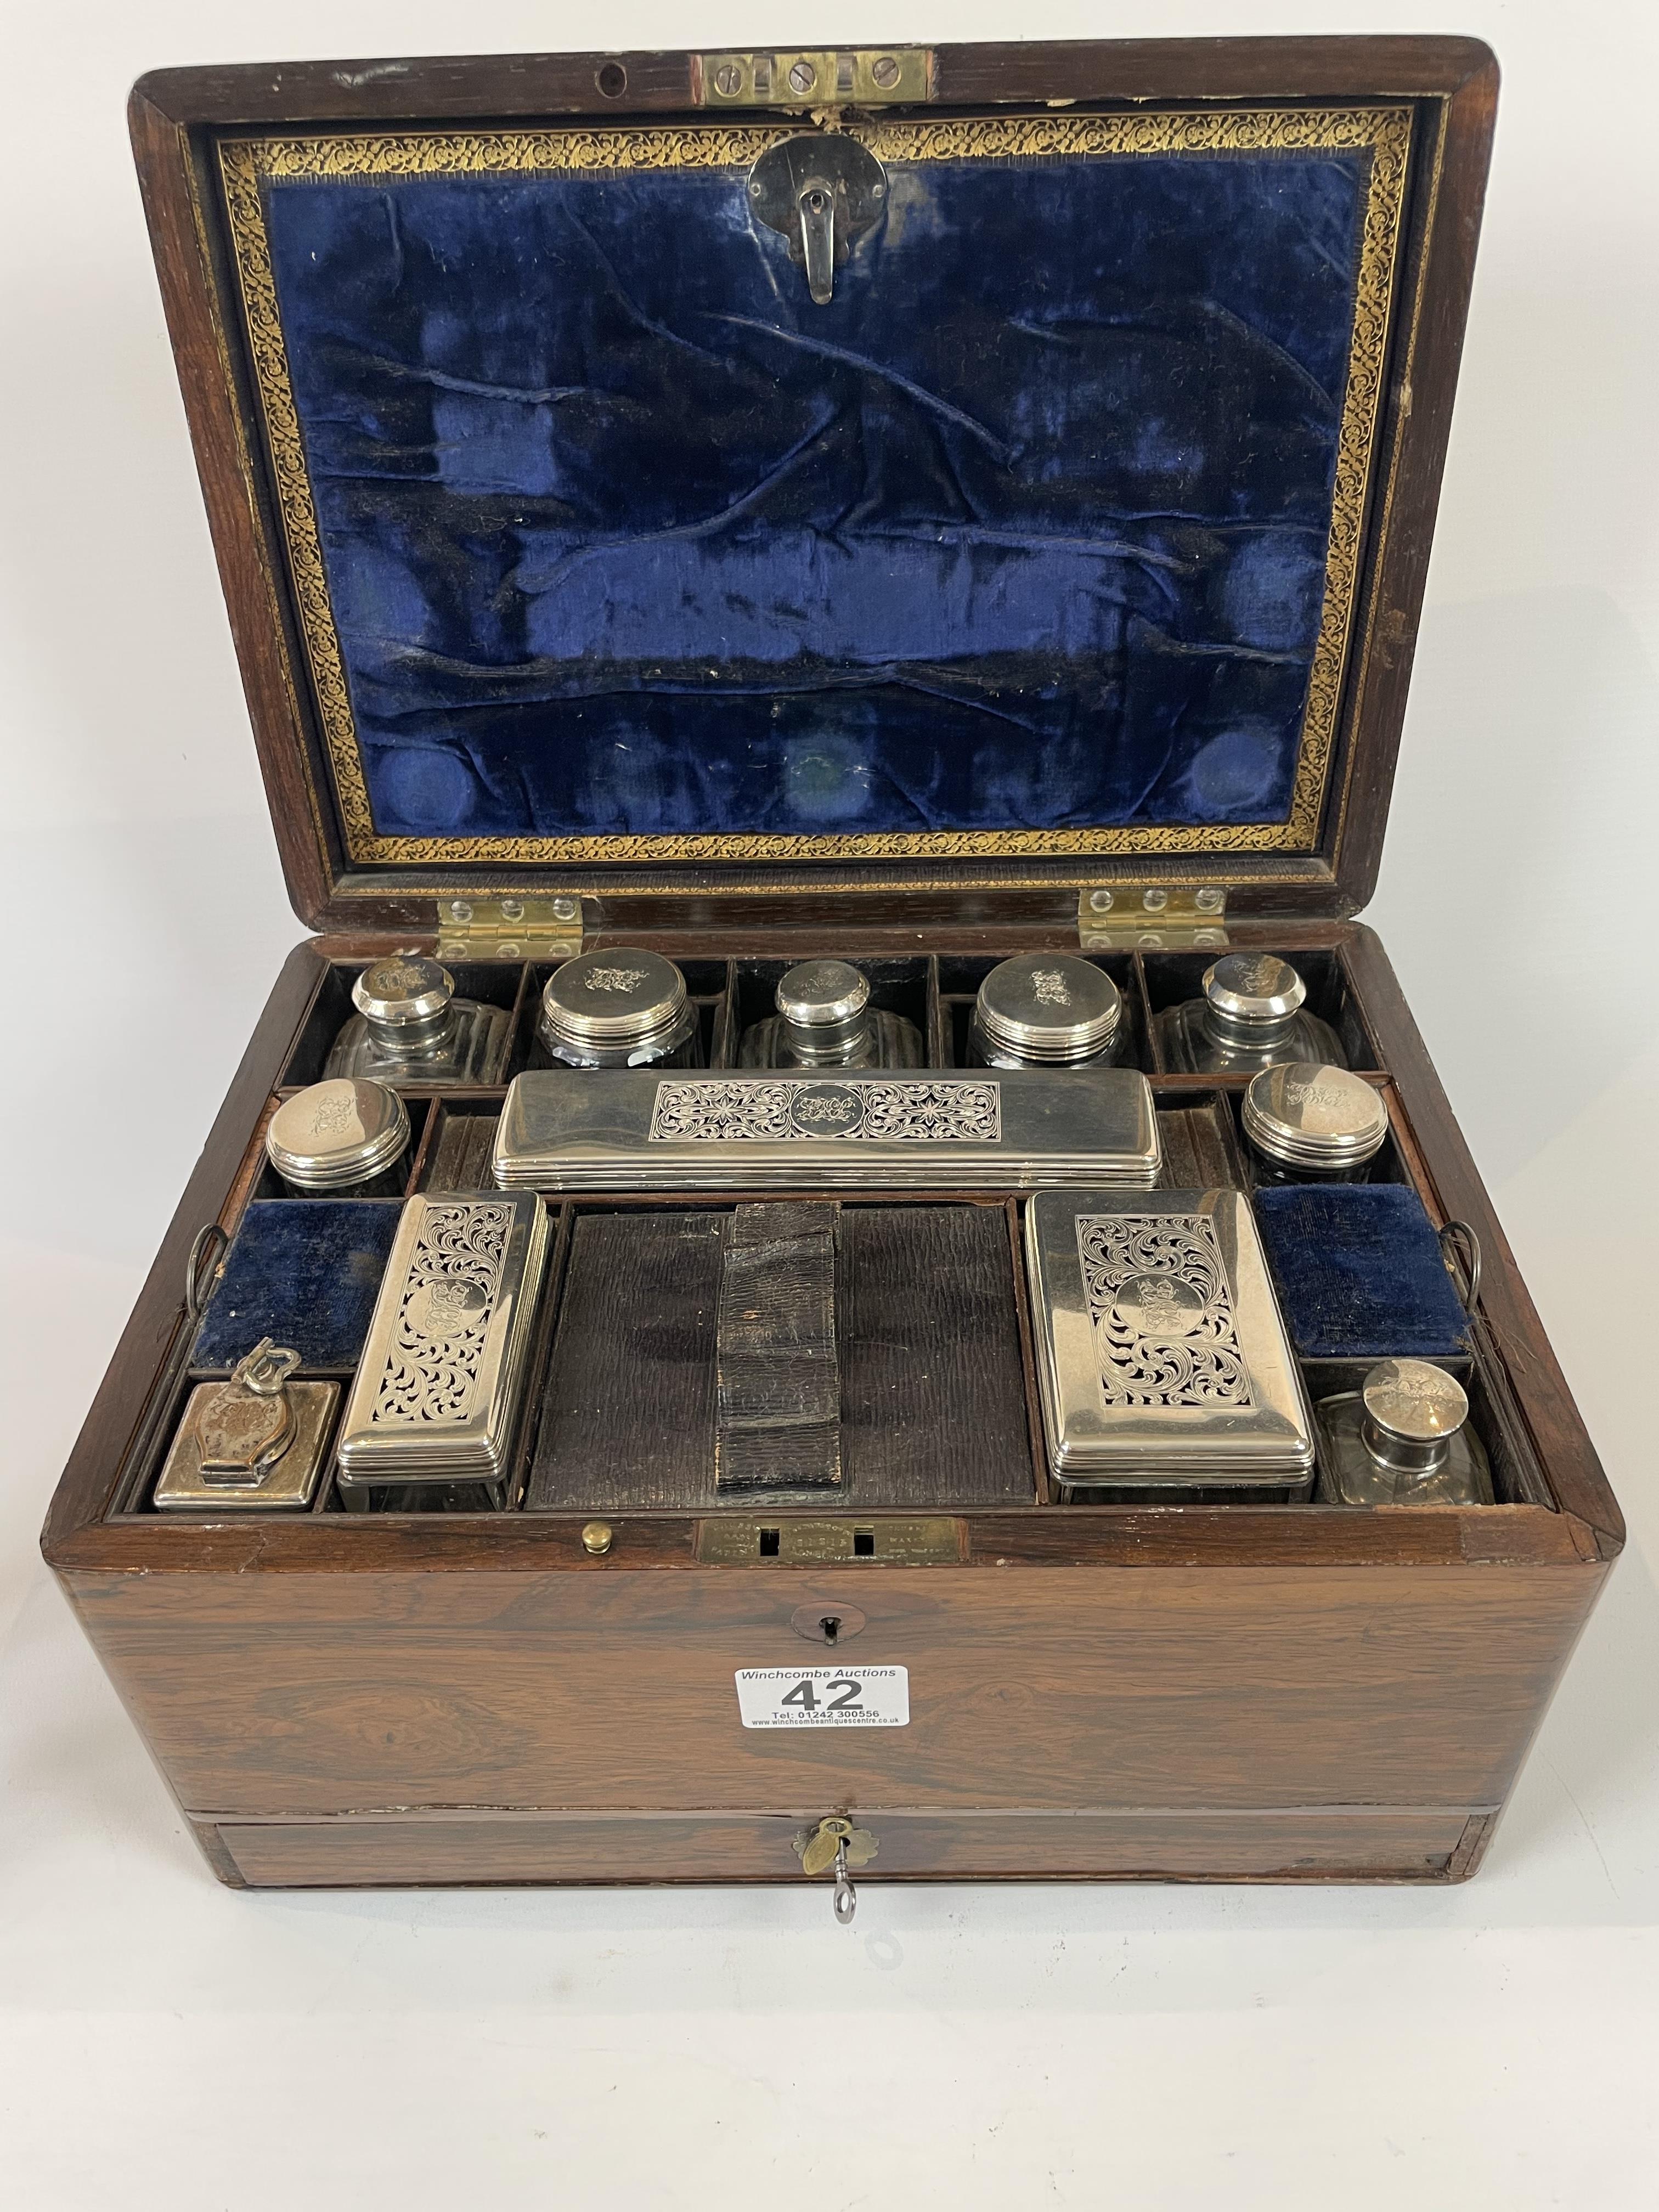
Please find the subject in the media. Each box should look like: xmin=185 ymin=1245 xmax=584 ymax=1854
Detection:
xmin=747 ymin=134 xmax=888 ymax=305
xmin=1438 ymin=1220 xmax=1483 ymax=1313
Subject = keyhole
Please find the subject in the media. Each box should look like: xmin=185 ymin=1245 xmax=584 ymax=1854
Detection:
xmin=804 ymin=188 xmax=828 ymax=215
xmin=820 ymin=1615 xmax=841 ymax=1645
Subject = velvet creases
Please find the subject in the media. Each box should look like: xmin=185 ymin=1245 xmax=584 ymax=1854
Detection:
xmin=262 ymin=149 xmax=1369 ymax=841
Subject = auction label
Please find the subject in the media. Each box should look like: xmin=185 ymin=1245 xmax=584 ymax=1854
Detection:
xmin=735 ymin=1666 xmax=909 ymax=1729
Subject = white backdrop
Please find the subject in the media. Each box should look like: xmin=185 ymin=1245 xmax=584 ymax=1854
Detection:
xmin=3 ymin=4 xmax=1656 ymax=2205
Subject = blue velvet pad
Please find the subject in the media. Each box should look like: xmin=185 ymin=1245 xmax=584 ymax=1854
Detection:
xmin=191 ymin=1201 xmax=403 ymax=1372
xmin=262 ymin=148 xmax=1368 ymax=840
xmin=1254 ymin=1186 xmax=1470 ymax=1362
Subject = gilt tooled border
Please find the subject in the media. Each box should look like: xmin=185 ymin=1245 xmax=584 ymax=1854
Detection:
xmin=217 ymin=108 xmax=1412 ymax=868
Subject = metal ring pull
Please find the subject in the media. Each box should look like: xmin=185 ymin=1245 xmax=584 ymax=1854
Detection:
xmin=184 ymin=1221 xmax=229 ymax=1323
xmin=831 ymin=1839 xmax=857 ymax=1926
xmin=1439 ymin=1220 xmax=1483 ymax=1313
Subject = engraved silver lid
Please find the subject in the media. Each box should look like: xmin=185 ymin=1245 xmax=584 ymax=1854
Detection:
xmin=1203 ymin=952 xmax=1306 ymax=1047
xmin=266 ymin=1079 xmax=411 ymax=1190
xmin=352 ymin=954 xmax=455 ymax=1049
xmin=1241 ymin=1062 xmax=1388 ymax=1170
xmin=539 ymin=947 xmax=693 ymax=1059
xmin=1361 ymin=1358 xmax=1469 ymax=1476
xmin=974 ymin=954 xmax=1122 ymax=1063
xmin=776 ymin=959 xmax=871 ymax=1029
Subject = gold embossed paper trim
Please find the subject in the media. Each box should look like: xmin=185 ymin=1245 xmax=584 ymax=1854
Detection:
xmin=218 ymin=108 xmax=1412 ymax=870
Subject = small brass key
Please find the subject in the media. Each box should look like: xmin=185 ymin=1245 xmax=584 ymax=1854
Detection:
xmin=795 ymin=1815 xmax=878 ymax=1923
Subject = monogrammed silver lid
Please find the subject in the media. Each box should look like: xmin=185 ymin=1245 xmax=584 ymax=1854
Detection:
xmin=1362 ymin=1358 xmax=1469 ymax=1472
xmin=265 ymin=1078 xmax=410 ymax=1190
xmin=776 ymin=959 xmax=871 ymax=1029
xmin=539 ymin=947 xmax=692 ymax=1056
xmin=1242 ymin=1062 xmax=1388 ymax=1169
xmin=352 ymin=954 xmax=454 ymax=1035
xmin=975 ymin=954 xmax=1122 ymax=1062
xmin=1205 ymin=951 xmax=1306 ymax=1022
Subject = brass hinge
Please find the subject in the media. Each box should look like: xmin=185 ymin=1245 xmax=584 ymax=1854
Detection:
xmin=433 ymin=896 xmax=584 ymax=963
xmin=693 ymin=48 xmax=933 ymax=107
xmin=1078 ymin=886 xmax=1229 ymax=951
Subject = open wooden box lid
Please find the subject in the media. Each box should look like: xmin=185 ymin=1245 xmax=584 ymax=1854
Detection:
xmin=131 ymin=37 xmax=1497 ymax=938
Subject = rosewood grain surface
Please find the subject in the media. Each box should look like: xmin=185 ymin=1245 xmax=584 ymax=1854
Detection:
xmin=217 ymin=1806 xmax=1476 ymax=1888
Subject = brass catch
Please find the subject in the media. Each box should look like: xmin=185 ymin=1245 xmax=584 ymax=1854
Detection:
xmin=1078 ymin=885 xmax=1229 ymax=951
xmin=694 ymin=49 xmax=933 ymax=107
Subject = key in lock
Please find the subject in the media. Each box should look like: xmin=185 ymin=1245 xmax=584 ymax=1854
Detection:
xmin=794 ymin=1815 xmax=878 ymax=1925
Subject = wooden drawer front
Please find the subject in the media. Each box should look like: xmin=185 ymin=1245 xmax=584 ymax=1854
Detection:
xmin=217 ymin=1807 xmax=1479 ymax=1887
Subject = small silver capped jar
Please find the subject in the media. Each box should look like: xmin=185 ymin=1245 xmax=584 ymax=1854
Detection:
xmin=967 ymin=954 xmax=1125 ymax=1069
xmin=1316 ymin=1358 xmax=1494 ymax=1505
xmin=265 ymin=1077 xmax=411 ymax=1195
xmin=1241 ymin=1062 xmax=1388 ymax=1183
xmin=537 ymin=947 xmax=702 ymax=1069
xmin=325 ymin=954 xmax=511 ymax=1085
xmin=738 ymin=959 xmax=924 ymax=1069
xmin=1154 ymin=952 xmax=1345 ymax=1073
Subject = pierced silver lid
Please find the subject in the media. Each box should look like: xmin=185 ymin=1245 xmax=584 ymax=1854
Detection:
xmin=266 ymin=1079 xmax=410 ymax=1190
xmin=974 ymin=955 xmax=1122 ymax=1063
xmin=539 ymin=947 xmax=692 ymax=1059
xmin=1242 ymin=1062 xmax=1388 ymax=1170
xmin=353 ymin=954 xmax=455 ymax=1048
xmin=1361 ymin=1358 xmax=1469 ymax=1477
xmin=776 ymin=960 xmax=871 ymax=1029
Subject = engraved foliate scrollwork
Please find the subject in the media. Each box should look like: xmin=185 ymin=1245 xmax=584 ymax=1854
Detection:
xmin=370 ymin=1200 xmax=512 ymax=1427
xmin=1076 ymin=1213 xmax=1254 ymax=1409
xmin=648 ymin=1077 xmax=1001 ymax=1142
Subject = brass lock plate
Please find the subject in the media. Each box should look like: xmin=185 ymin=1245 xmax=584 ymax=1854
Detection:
xmin=795 ymin=1816 xmax=879 ymax=1876
xmin=694 ymin=49 xmax=933 ymax=107
xmin=696 ymin=1516 xmax=962 ymax=1565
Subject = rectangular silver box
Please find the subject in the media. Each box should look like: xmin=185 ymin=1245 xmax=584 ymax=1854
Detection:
xmin=337 ymin=1191 xmax=549 ymax=1488
xmin=493 ymin=1068 xmax=1161 ymax=1192
xmin=1024 ymin=1188 xmax=1315 ymax=1497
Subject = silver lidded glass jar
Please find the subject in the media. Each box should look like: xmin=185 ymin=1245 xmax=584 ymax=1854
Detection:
xmin=1154 ymin=952 xmax=1345 ymax=1073
xmin=738 ymin=959 xmax=924 ymax=1069
xmin=265 ymin=1077 xmax=411 ymax=1195
xmin=325 ymin=954 xmax=512 ymax=1085
xmin=968 ymin=953 xmax=1125 ymax=1069
xmin=537 ymin=947 xmax=702 ymax=1069
xmin=1316 ymin=1358 xmax=1494 ymax=1505
xmin=1242 ymin=1062 xmax=1388 ymax=1183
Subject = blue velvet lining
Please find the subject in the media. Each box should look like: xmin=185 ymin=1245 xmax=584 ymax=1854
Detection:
xmin=263 ymin=149 xmax=1367 ymax=840
xmin=1254 ymin=1186 xmax=1470 ymax=1362
xmin=191 ymin=1201 xmax=402 ymax=1372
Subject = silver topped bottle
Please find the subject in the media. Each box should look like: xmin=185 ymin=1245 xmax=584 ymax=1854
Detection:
xmin=968 ymin=953 xmax=1126 ymax=1069
xmin=538 ymin=948 xmax=702 ymax=1068
xmin=1154 ymin=953 xmax=1345 ymax=1073
xmin=1242 ymin=1062 xmax=1388 ymax=1183
xmin=325 ymin=955 xmax=512 ymax=1086
xmin=1316 ymin=1358 xmax=1494 ymax=1505
xmin=266 ymin=1077 xmax=411 ymax=1194
xmin=739 ymin=959 xmax=923 ymax=1069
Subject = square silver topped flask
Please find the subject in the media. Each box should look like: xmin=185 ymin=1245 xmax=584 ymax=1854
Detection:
xmin=1315 ymin=1359 xmax=1494 ymax=1505
xmin=325 ymin=956 xmax=512 ymax=1086
xmin=155 ymin=1341 xmax=338 ymax=1510
xmin=337 ymin=1190 xmax=549 ymax=1496
xmin=738 ymin=959 xmax=923 ymax=1069
xmin=1154 ymin=954 xmax=1345 ymax=1074
xmin=1024 ymin=1188 xmax=1315 ymax=1498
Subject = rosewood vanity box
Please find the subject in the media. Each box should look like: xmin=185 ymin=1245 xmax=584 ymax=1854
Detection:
xmin=42 ymin=36 xmax=1622 ymax=1898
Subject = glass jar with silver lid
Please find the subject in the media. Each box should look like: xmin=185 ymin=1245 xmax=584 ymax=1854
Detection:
xmin=265 ymin=1077 xmax=411 ymax=1195
xmin=738 ymin=959 xmax=924 ymax=1069
xmin=537 ymin=948 xmax=702 ymax=1069
xmin=1241 ymin=1062 xmax=1389 ymax=1183
xmin=325 ymin=954 xmax=512 ymax=1085
xmin=967 ymin=953 xmax=1126 ymax=1069
xmin=1315 ymin=1358 xmax=1494 ymax=1506
xmin=1154 ymin=952 xmax=1345 ymax=1073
